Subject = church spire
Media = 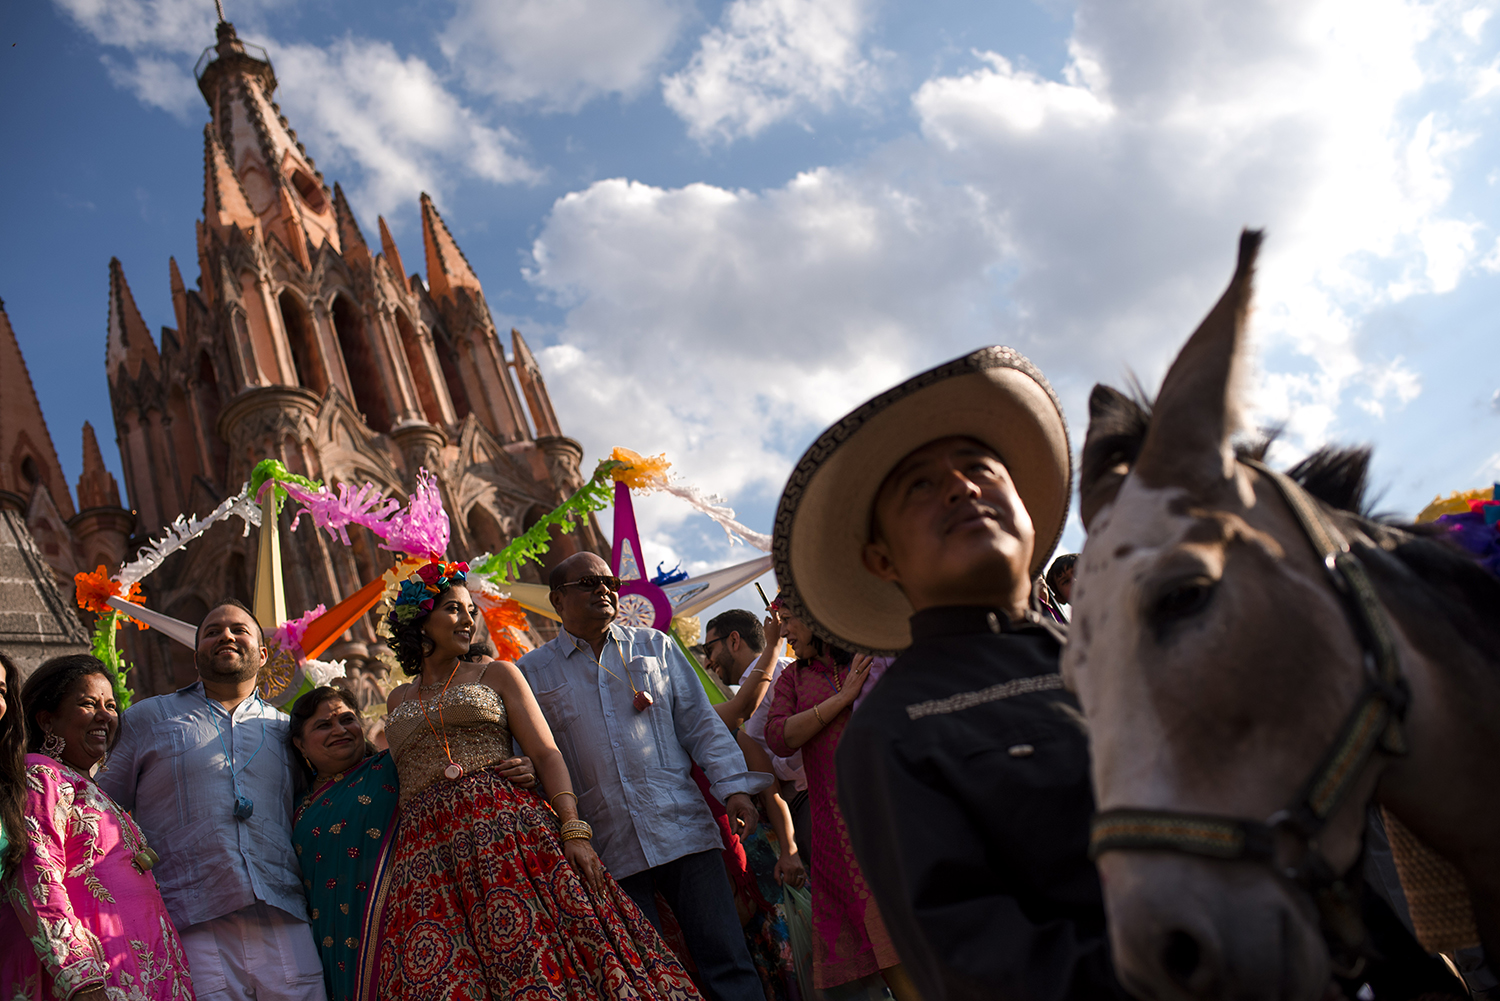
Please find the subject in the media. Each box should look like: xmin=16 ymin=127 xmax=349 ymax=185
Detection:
xmin=511 ymin=329 xmax=562 ymax=437
xmin=332 ymin=183 xmax=370 ymax=265
xmin=420 ymin=193 xmax=483 ymax=302
xmin=379 ymin=216 xmax=409 ymax=292
xmin=0 ymin=301 xmax=76 ymax=517
xmin=196 ymin=19 xmax=339 ymax=259
xmin=76 ymin=422 xmax=121 ymax=510
xmin=202 ymin=124 xmax=258 ymax=237
xmin=106 ymin=258 xmax=160 ymax=384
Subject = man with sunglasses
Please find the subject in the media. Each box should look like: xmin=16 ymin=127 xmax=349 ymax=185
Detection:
xmin=518 ymin=552 xmax=772 ymax=1001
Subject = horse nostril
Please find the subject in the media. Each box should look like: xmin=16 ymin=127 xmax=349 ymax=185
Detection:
xmin=1161 ymin=929 xmax=1202 ymax=986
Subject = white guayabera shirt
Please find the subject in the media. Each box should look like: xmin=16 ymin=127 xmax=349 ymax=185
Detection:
xmin=98 ymin=682 xmax=308 ymax=929
xmin=518 ymin=623 xmax=772 ymax=879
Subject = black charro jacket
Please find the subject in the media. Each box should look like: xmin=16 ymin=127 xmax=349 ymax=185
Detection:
xmin=835 ymin=606 xmax=1129 ymax=1001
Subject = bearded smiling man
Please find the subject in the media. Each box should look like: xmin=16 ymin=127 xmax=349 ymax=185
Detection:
xmin=100 ymin=598 xmax=327 ymax=1001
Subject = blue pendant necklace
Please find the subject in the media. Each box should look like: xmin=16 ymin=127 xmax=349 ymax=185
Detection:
xmin=202 ymin=691 xmax=268 ymax=821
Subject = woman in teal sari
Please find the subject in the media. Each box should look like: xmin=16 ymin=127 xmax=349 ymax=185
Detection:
xmin=288 ymin=686 xmax=535 ymax=1000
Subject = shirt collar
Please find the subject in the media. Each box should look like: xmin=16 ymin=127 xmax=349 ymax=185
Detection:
xmin=559 ymin=622 xmax=624 ymax=658
xmin=908 ymin=605 xmax=1067 ymax=643
xmin=174 ymin=679 xmax=271 ymax=717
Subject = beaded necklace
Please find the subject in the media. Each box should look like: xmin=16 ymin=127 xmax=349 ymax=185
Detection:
xmin=416 ymin=664 xmax=465 ymax=780
xmin=578 ymin=633 xmax=653 ymax=711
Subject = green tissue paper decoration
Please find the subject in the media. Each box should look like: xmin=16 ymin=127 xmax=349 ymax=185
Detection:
xmin=250 ymin=458 xmax=323 ymax=515
xmin=473 ymin=460 xmax=622 ymax=583
xmin=89 ymin=611 xmax=134 ymax=711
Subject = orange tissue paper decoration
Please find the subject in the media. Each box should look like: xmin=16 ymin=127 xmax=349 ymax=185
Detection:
xmin=481 ymin=598 xmax=533 ymax=662
xmin=609 ymin=447 xmax=671 ymax=491
xmin=74 ymin=566 xmax=150 ymax=630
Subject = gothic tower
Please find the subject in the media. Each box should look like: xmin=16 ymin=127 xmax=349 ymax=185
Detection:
xmin=107 ymin=19 xmax=601 ymax=698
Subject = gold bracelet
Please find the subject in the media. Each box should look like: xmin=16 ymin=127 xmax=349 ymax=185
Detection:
xmin=812 ymin=704 xmax=826 ymax=726
xmin=550 ymin=790 xmax=578 ymax=808
xmin=560 ymin=819 xmax=593 ymax=842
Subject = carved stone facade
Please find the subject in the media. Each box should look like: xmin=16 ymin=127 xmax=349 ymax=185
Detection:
xmin=0 ymin=300 xmax=132 ymax=675
xmin=104 ymin=20 xmax=602 ymax=699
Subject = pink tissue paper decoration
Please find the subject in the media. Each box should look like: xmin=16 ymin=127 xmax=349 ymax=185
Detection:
xmin=282 ymin=480 xmax=400 ymax=544
xmin=269 ymin=604 xmax=327 ymax=659
xmin=380 ymin=470 xmax=450 ymax=558
xmin=275 ymin=469 xmax=449 ymax=557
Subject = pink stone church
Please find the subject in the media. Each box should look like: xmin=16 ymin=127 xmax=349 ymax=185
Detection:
xmin=0 ymin=19 xmax=602 ymax=697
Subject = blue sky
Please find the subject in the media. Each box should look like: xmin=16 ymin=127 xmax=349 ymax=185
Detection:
xmin=3 ymin=0 xmax=1499 ymax=626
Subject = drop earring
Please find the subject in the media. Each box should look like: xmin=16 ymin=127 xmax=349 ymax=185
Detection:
xmin=41 ymin=729 xmax=66 ymax=760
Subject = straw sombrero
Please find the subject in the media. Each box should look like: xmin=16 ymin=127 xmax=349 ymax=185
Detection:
xmin=772 ymin=347 xmax=1071 ymax=655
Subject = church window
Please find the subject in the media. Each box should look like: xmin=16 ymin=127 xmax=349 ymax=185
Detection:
xmin=289 ymin=169 xmax=327 ymax=213
xmin=466 ymin=504 xmax=504 ymax=557
xmin=279 ymin=291 xmax=327 ymax=395
xmin=196 ymin=352 xmax=229 ymax=485
xmin=395 ymin=311 xmax=443 ymax=425
xmin=331 ymin=295 xmax=392 ymax=433
xmin=20 ymin=455 xmax=40 ymax=486
xmin=434 ymin=328 xmax=471 ymax=421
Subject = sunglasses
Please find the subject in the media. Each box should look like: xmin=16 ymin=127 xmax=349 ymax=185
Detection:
xmin=553 ymin=574 xmax=622 ymax=593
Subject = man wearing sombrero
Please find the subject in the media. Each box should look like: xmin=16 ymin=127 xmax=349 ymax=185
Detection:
xmin=771 ymin=347 xmax=1128 ymax=1001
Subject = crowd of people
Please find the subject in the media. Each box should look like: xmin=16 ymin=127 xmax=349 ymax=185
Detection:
xmin=0 ymin=344 xmax=1482 ymax=1001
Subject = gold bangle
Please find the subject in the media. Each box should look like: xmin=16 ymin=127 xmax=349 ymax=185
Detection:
xmin=550 ymin=790 xmax=578 ymax=808
xmin=560 ymin=819 xmax=593 ymax=842
xmin=812 ymin=704 xmax=826 ymax=726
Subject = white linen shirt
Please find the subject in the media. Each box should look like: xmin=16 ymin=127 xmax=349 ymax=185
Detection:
xmin=743 ymin=658 xmax=807 ymax=790
xmin=97 ymin=682 xmax=308 ymax=930
xmin=518 ymin=623 xmax=772 ymax=879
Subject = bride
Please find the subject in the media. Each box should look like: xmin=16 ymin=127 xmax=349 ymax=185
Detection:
xmin=377 ymin=559 xmax=702 ymax=1001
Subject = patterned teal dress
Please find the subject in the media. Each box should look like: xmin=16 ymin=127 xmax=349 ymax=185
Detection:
xmin=292 ymin=750 xmax=401 ymax=1001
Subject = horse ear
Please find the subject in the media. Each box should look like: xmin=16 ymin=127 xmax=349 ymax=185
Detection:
xmin=1079 ymin=384 xmax=1148 ymax=531
xmin=1133 ymin=229 xmax=1262 ymax=496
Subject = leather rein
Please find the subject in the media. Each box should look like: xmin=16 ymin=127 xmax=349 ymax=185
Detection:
xmin=1087 ymin=458 xmax=1411 ymax=969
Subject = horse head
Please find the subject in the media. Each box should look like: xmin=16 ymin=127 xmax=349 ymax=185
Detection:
xmin=1063 ymin=231 xmax=1500 ymax=1000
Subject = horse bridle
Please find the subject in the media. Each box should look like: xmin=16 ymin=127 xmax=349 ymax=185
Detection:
xmin=1087 ymin=458 xmax=1411 ymax=969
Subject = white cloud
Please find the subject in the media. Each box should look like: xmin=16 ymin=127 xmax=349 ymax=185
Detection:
xmin=521 ymin=0 xmax=1498 ymax=558
xmin=1461 ymin=5 xmax=1492 ymax=40
xmin=663 ymin=0 xmax=880 ymax=143
xmin=273 ymin=38 xmax=541 ymax=216
xmin=904 ymin=0 xmax=1486 ymax=450
xmin=54 ymin=0 xmax=222 ymax=57
xmin=51 ymin=0 xmax=535 ymax=215
xmin=524 ymin=169 xmax=1000 ymax=507
xmin=101 ymin=52 xmax=203 ymax=119
xmin=440 ymin=0 xmax=693 ymax=112
xmin=916 ymin=51 xmax=1113 ymax=143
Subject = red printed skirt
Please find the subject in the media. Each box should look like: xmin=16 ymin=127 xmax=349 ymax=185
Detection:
xmin=374 ymin=769 xmax=703 ymax=1001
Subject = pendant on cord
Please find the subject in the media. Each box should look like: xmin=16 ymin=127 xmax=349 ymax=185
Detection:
xmin=233 ymin=796 xmax=255 ymax=821
xmin=633 ymin=690 xmax=654 ymax=712
xmin=444 ymin=762 xmax=464 ymax=780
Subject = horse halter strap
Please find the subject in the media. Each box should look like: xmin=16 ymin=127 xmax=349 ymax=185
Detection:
xmin=1089 ymin=459 xmax=1410 ymax=884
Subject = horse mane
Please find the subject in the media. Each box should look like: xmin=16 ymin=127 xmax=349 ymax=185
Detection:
xmin=1080 ymin=381 xmax=1500 ymax=667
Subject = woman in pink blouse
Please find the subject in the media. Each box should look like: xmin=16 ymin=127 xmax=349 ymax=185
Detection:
xmin=763 ymin=611 xmax=917 ymax=1001
xmin=1 ymin=655 xmax=195 ymax=1001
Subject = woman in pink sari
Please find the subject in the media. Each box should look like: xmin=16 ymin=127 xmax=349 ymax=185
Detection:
xmin=764 ymin=611 xmax=917 ymax=1001
xmin=1 ymin=654 xmax=195 ymax=1001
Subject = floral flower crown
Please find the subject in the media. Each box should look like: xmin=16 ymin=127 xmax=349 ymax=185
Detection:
xmin=387 ymin=559 xmax=469 ymax=626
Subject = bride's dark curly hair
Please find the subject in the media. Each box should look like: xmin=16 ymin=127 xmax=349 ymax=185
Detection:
xmin=387 ymin=591 xmax=444 ymax=677
xmin=387 ymin=582 xmax=487 ymax=676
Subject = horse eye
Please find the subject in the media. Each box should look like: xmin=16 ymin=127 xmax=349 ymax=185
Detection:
xmin=1152 ymin=580 xmax=1216 ymax=627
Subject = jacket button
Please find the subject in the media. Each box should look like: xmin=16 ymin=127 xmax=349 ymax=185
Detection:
xmin=1007 ymin=744 xmax=1034 ymax=758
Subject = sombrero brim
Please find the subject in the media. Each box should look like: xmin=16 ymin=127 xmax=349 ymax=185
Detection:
xmin=772 ymin=347 xmax=1071 ymax=655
